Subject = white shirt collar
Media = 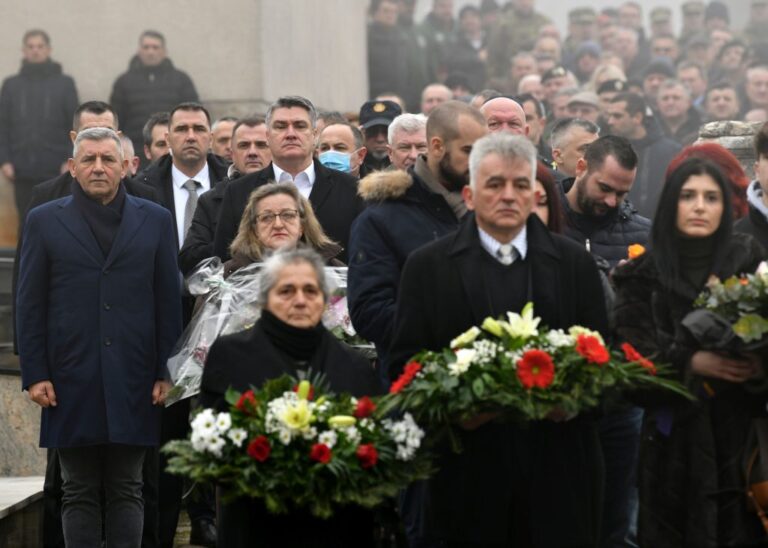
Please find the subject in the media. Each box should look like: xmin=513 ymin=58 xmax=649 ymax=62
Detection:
xmin=477 ymin=224 xmax=528 ymax=263
xmin=171 ymin=162 xmax=211 ymax=189
xmin=272 ymin=161 xmax=316 ymax=198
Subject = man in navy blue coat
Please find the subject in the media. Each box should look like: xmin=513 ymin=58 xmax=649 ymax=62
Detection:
xmin=16 ymin=127 xmax=182 ymax=547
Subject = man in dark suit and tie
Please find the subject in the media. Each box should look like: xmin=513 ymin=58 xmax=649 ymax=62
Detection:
xmin=389 ymin=133 xmax=608 ymax=547
xmin=16 ymin=127 xmax=182 ymax=548
xmin=213 ymin=95 xmax=363 ymax=263
xmin=133 ymin=102 xmax=228 ymax=251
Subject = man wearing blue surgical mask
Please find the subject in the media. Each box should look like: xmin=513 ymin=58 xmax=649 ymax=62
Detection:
xmin=317 ymin=122 xmax=367 ymax=178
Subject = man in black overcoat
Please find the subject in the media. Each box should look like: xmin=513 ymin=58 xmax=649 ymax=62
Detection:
xmin=388 ymin=133 xmax=608 ymax=547
xmin=212 ymin=96 xmax=363 ymax=264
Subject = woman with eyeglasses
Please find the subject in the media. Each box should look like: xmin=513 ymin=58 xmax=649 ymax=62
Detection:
xmin=223 ymin=181 xmax=343 ymax=277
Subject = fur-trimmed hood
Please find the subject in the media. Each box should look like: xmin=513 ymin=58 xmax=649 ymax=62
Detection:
xmin=358 ymin=169 xmax=413 ymax=201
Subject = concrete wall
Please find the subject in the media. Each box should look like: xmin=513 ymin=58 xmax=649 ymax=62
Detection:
xmin=0 ymin=1 xmax=368 ymax=118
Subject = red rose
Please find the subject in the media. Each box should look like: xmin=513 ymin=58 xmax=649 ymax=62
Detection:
xmin=309 ymin=443 xmax=332 ymax=464
xmin=621 ymin=342 xmax=657 ymax=375
xmin=292 ymin=384 xmax=315 ymax=400
xmin=246 ymin=435 xmax=271 ymax=462
xmin=575 ymin=335 xmax=610 ymax=365
xmin=390 ymin=361 xmax=423 ymax=394
xmin=235 ymin=390 xmax=257 ymax=413
xmin=354 ymin=396 xmax=376 ymax=418
xmin=516 ymin=349 xmax=555 ymax=389
xmin=356 ymin=444 xmax=378 ymax=469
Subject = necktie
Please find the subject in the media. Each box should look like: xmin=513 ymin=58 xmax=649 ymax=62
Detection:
xmin=497 ymin=243 xmax=515 ymax=266
xmin=183 ymin=179 xmax=201 ymax=239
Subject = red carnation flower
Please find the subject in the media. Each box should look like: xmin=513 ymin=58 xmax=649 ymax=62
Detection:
xmin=576 ymin=334 xmax=610 ymax=365
xmin=390 ymin=361 xmax=423 ymax=394
xmin=516 ymin=349 xmax=555 ymax=389
xmin=621 ymin=342 xmax=657 ymax=375
xmin=309 ymin=443 xmax=332 ymax=464
xmin=292 ymin=384 xmax=315 ymax=400
xmin=356 ymin=444 xmax=378 ymax=469
xmin=246 ymin=435 xmax=271 ymax=462
xmin=235 ymin=390 xmax=257 ymax=413
xmin=353 ymin=396 xmax=376 ymax=418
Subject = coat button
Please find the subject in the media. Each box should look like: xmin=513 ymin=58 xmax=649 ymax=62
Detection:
xmin=104 ymin=303 xmax=111 ymax=311
xmin=104 ymin=338 xmax=112 ymax=346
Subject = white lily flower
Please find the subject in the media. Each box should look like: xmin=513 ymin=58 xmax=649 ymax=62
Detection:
xmin=450 ymin=326 xmax=481 ymax=349
xmin=568 ymin=325 xmax=605 ymax=345
xmin=504 ymin=303 xmax=541 ymax=339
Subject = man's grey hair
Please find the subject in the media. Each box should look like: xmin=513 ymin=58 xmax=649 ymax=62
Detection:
xmin=73 ymin=127 xmax=123 ymax=160
xmin=388 ymin=113 xmax=427 ymax=144
xmin=659 ymin=78 xmax=691 ymax=99
xmin=212 ymin=116 xmax=238 ymax=131
xmin=119 ymin=134 xmax=135 ymax=157
xmin=549 ymin=118 xmax=600 ymax=151
xmin=468 ymin=134 xmax=537 ymax=190
xmin=266 ymin=96 xmax=318 ymax=129
xmin=257 ymin=247 xmax=329 ymax=308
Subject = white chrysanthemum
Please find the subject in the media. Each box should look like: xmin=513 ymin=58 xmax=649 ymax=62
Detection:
xmin=278 ymin=429 xmax=292 ymax=445
xmin=359 ymin=418 xmax=373 ymax=430
xmin=191 ymin=409 xmax=217 ymax=438
xmin=301 ymin=426 xmax=318 ymax=441
xmin=318 ymin=430 xmax=338 ymax=448
xmin=448 ymin=348 xmax=476 ymax=376
xmin=344 ymin=426 xmax=361 ymax=444
xmin=205 ymin=435 xmax=226 ymax=457
xmin=545 ymin=329 xmax=574 ymax=348
xmin=227 ymin=428 xmax=247 ymax=447
xmin=191 ymin=432 xmax=207 ymax=452
xmin=215 ymin=412 xmax=232 ymax=433
xmin=384 ymin=413 xmax=425 ymax=460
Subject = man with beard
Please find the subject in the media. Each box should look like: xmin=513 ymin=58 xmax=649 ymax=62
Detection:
xmin=348 ymin=100 xmax=487 ymax=378
xmin=561 ymin=135 xmax=650 ymax=548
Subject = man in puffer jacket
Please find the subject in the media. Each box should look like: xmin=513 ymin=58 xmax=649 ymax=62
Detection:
xmin=0 ymin=29 xmax=79 ymax=216
xmin=110 ymin=30 xmax=198 ymax=160
xmin=347 ymin=101 xmax=487 ymax=381
xmin=560 ymin=135 xmax=651 ymax=548
xmin=735 ymin=121 xmax=768 ymax=250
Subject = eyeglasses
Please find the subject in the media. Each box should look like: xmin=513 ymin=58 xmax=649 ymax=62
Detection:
xmin=256 ymin=209 xmax=300 ymax=225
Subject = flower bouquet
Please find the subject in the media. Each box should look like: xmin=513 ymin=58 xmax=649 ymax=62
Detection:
xmin=378 ymin=303 xmax=690 ymax=443
xmin=688 ymin=261 xmax=768 ymax=348
xmin=163 ymin=375 xmax=433 ymax=518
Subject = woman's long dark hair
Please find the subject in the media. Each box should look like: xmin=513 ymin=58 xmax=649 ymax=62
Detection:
xmin=535 ymin=160 xmax=564 ymax=234
xmin=650 ymin=157 xmax=733 ymax=286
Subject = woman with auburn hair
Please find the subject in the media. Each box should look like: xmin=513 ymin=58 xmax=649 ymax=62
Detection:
xmin=225 ymin=181 xmax=343 ymax=277
xmin=665 ymin=142 xmax=749 ymax=218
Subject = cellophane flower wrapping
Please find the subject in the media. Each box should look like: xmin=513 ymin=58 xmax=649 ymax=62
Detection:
xmin=166 ymin=262 xmax=374 ymax=406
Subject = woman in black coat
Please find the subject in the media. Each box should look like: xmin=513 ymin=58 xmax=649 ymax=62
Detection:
xmin=613 ymin=157 xmax=768 ymax=547
xmin=200 ymin=248 xmax=380 ymax=548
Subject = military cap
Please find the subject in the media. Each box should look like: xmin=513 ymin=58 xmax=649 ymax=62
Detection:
xmin=359 ymin=100 xmax=402 ymax=129
xmin=682 ymin=1 xmax=705 ymax=16
xmin=541 ymin=66 xmax=568 ymax=84
xmin=650 ymin=7 xmax=672 ymax=23
xmin=569 ymin=7 xmax=596 ymax=25
xmin=597 ymin=79 xmax=628 ymax=95
xmin=567 ymin=91 xmax=599 ymax=108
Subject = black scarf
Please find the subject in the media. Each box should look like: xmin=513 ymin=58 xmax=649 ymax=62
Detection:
xmin=259 ymin=308 xmax=325 ymax=362
xmin=678 ymin=234 xmax=716 ymax=291
xmin=71 ymin=179 xmax=126 ymax=258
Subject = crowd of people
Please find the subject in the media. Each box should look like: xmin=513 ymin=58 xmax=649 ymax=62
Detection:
xmin=8 ymin=1 xmax=768 ymax=547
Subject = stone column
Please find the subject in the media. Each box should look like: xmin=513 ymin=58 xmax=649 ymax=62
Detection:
xmin=696 ymin=121 xmax=762 ymax=181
